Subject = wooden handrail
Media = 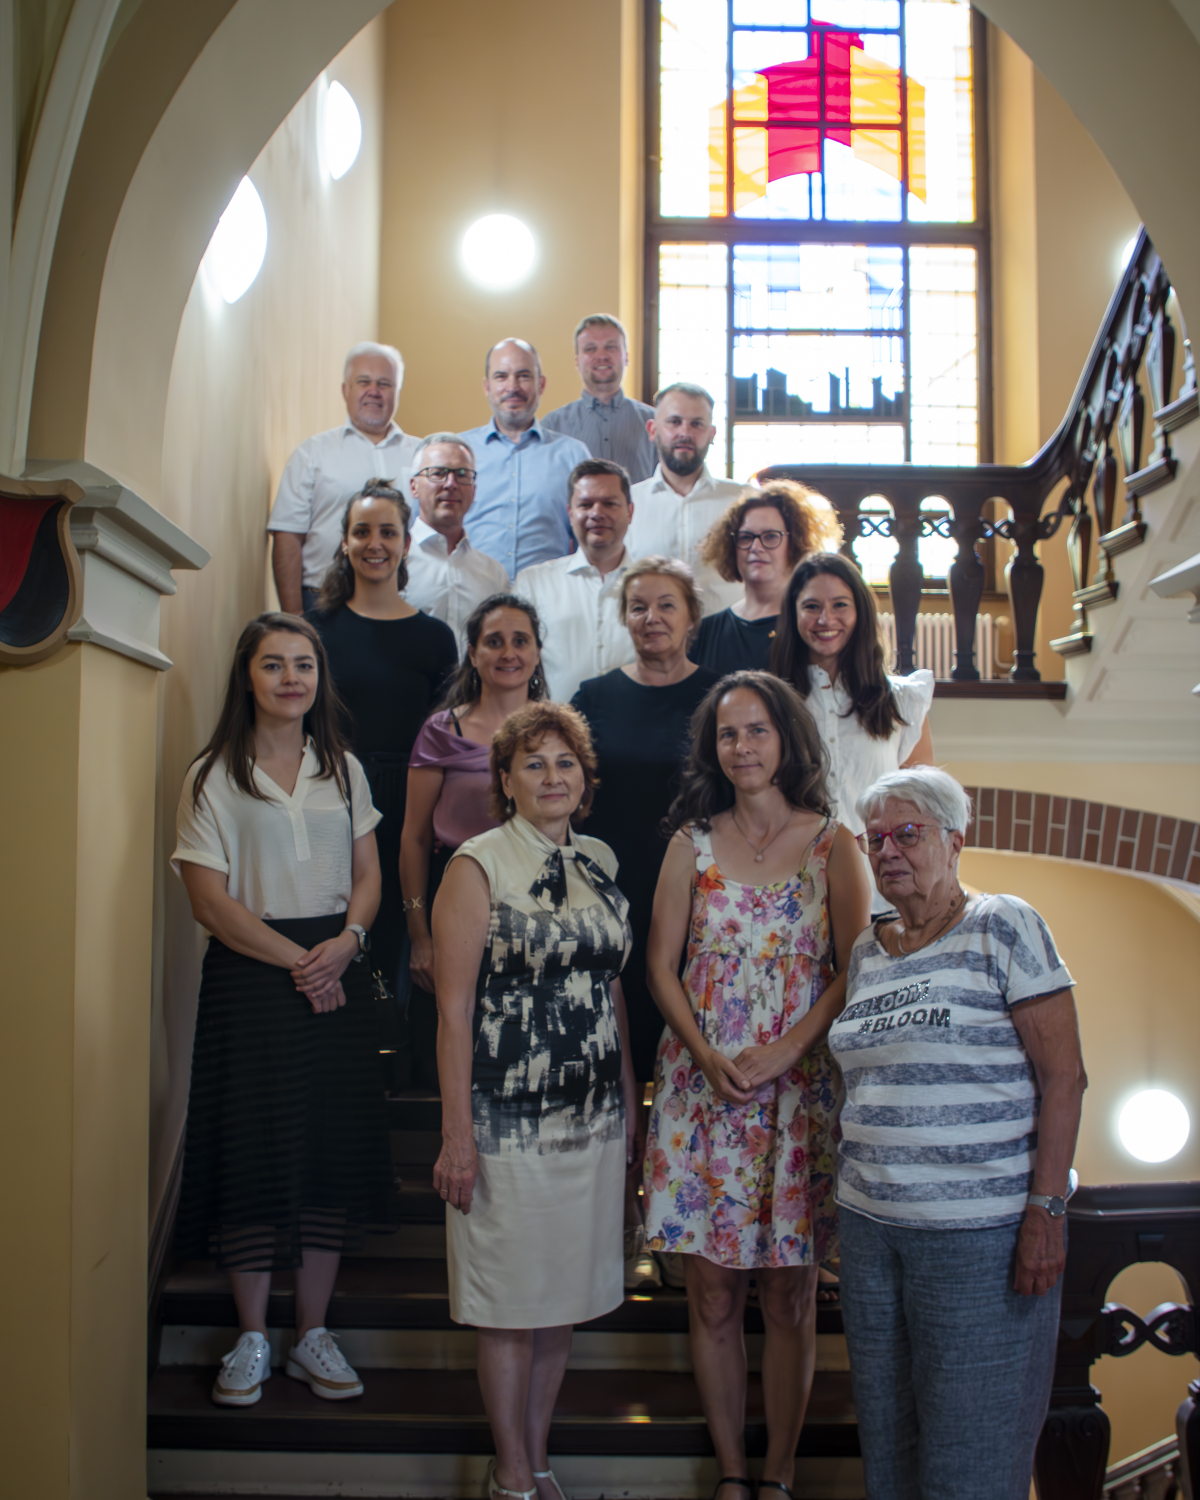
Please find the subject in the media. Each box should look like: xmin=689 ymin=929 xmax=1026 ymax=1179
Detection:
xmin=760 ymin=228 xmax=1193 ymax=680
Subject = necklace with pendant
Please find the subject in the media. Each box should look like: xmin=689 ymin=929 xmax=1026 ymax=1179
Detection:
xmin=731 ymin=808 xmax=793 ymax=863
xmin=897 ymin=887 xmax=967 ymax=955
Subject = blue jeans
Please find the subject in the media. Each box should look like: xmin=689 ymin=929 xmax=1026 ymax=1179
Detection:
xmin=838 ymin=1205 xmax=1061 ymax=1500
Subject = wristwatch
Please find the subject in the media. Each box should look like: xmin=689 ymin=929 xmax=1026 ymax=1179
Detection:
xmin=1027 ymin=1168 xmax=1078 ymax=1219
xmin=346 ymin=923 xmax=369 ymax=961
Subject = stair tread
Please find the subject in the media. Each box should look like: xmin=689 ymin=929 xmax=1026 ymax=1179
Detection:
xmin=147 ymin=1366 xmax=858 ymax=1455
xmin=160 ymin=1258 xmax=844 ymax=1337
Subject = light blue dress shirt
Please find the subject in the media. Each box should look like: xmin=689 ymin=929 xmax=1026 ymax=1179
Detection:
xmin=458 ymin=418 xmax=592 ymax=578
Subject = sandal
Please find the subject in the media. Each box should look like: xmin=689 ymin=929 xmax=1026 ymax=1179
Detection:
xmin=532 ymin=1471 xmax=566 ymax=1500
xmin=759 ymin=1484 xmax=794 ymax=1500
xmin=486 ymin=1462 xmax=537 ymax=1500
xmin=713 ymin=1480 xmax=753 ymax=1500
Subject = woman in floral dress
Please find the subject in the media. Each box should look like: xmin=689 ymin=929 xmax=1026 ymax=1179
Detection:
xmin=643 ymin=671 xmax=870 ymax=1500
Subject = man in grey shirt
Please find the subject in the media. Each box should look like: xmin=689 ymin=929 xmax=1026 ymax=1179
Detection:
xmin=542 ymin=314 xmax=657 ymax=483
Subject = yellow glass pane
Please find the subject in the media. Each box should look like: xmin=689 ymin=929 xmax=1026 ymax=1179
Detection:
xmin=852 ymin=129 xmax=901 ymax=183
xmin=733 ymin=74 xmax=768 ymax=121
xmin=906 ymin=76 xmax=926 ymax=202
xmin=733 ymin=127 xmax=769 ymax=213
xmin=709 ymin=102 xmax=727 ymax=215
xmin=850 ymin=48 xmax=901 ymax=123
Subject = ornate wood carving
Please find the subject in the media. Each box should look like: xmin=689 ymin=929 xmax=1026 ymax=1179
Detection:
xmin=948 ymin=501 xmax=985 ymax=680
xmin=1178 ymin=1378 xmax=1200 ymax=1500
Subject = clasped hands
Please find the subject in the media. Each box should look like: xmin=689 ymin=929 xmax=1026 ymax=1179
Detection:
xmin=289 ymin=930 xmax=358 ymax=1013
xmin=698 ymin=1034 xmax=804 ymax=1105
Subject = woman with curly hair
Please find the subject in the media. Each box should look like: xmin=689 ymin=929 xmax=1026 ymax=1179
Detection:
xmin=690 ymin=481 xmax=842 ymax=676
xmin=433 ymin=702 xmax=639 ymax=1500
xmin=643 ymin=671 xmax=870 ymax=1500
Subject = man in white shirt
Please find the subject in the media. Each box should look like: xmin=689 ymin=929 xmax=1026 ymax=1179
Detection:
xmin=404 ymin=432 xmax=510 ymax=647
xmin=626 ymin=382 xmax=745 ymax=610
xmin=268 ymin=342 xmax=420 ymax=614
xmin=515 ymin=459 xmax=637 ymax=703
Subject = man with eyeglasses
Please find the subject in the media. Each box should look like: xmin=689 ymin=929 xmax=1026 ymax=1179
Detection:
xmin=269 ymin=341 xmax=421 ymax=614
xmin=404 ymin=433 xmax=510 ymax=646
xmin=459 ymin=338 xmax=591 ymax=578
xmin=541 ymin=315 xmax=657 ymax=483
xmin=625 ymin=382 xmax=744 ymax=610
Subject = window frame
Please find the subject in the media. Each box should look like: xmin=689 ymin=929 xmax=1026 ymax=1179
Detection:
xmin=641 ymin=1 xmax=993 ymax=474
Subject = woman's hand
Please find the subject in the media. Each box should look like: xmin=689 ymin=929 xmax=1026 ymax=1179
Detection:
xmin=433 ymin=1134 xmax=479 ymax=1214
xmin=409 ymin=934 xmax=436 ymax=993
xmin=298 ymin=978 xmax=347 ymax=1015
xmin=1014 ymin=1206 xmax=1067 ymax=1296
xmin=730 ymin=1037 xmax=798 ymax=1090
xmin=698 ymin=1046 xmax=756 ymax=1107
xmin=291 ymin=931 xmax=357 ymax=995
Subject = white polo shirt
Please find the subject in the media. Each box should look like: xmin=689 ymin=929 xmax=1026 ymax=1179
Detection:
xmin=172 ymin=744 xmax=381 ymax=921
xmin=514 ymin=548 xmax=636 ymax=703
xmin=268 ymin=420 xmax=422 ymax=589
xmin=403 ymin=516 xmax=511 ymax=649
xmin=626 ymin=463 xmax=745 ymax=611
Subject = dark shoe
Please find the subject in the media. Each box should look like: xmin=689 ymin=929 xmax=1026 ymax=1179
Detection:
xmin=758 ymin=1484 xmax=794 ymax=1499
xmin=712 ymin=1480 xmax=753 ymax=1500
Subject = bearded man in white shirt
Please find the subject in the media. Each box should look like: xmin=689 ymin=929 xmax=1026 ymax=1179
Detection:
xmin=514 ymin=459 xmax=638 ymax=703
xmin=626 ymin=382 xmax=745 ymax=610
xmin=269 ymin=342 xmax=420 ymax=614
xmin=404 ymin=433 xmax=510 ymax=647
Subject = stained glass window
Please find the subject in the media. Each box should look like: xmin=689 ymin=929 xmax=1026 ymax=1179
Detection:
xmin=649 ymin=0 xmax=987 ymax=481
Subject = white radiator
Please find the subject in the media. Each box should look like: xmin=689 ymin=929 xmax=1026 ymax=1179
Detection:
xmin=878 ymin=611 xmax=1002 ymax=680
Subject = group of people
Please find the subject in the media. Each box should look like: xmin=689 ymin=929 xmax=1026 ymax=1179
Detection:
xmin=169 ymin=327 xmax=1088 ymax=1500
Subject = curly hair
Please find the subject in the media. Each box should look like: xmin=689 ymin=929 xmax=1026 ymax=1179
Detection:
xmin=488 ymin=702 xmax=600 ymax=826
xmin=313 ymin=480 xmax=411 ymax=613
xmin=437 ymin=593 xmax=547 ymax=712
xmin=699 ymin=480 xmax=843 ymax=584
xmin=771 ymin=552 xmax=903 ymax=740
xmin=665 ymin=670 xmax=830 ymax=835
xmin=190 ymin=613 xmax=350 ymax=808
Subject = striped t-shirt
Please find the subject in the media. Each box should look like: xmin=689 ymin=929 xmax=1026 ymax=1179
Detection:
xmin=826 ymin=893 xmax=1074 ymax=1230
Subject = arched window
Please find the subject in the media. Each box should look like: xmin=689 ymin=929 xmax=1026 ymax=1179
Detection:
xmin=647 ymin=0 xmax=989 ymax=477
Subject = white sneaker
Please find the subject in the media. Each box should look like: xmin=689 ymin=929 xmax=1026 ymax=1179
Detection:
xmin=656 ymin=1250 xmax=687 ymax=1289
xmin=212 ymin=1331 xmax=271 ymax=1406
xmin=285 ymin=1326 xmax=364 ymax=1399
xmin=623 ymin=1226 xmax=662 ymax=1291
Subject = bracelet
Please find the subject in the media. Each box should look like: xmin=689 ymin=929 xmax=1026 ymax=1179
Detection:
xmin=402 ymin=895 xmax=426 ymax=912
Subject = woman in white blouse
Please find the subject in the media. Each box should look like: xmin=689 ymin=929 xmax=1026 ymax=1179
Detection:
xmin=172 ymin=613 xmax=398 ymax=1409
xmin=772 ymin=552 xmax=934 ymax=912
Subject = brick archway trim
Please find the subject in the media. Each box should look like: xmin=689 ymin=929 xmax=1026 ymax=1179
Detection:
xmin=961 ymin=787 xmax=1200 ymax=890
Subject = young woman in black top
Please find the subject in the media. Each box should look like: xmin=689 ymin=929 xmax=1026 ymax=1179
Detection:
xmin=309 ymin=480 xmax=457 ymax=1010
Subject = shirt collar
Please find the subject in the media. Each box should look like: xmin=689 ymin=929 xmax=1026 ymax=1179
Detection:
xmin=582 ymin=390 xmax=624 ymax=411
xmin=484 ymin=417 xmax=544 ymax=445
xmin=340 ymin=418 xmax=405 ymax=446
xmin=647 ymin=461 xmax=715 ymax=496
xmin=411 ymin=513 xmax=469 ymax=554
xmin=566 ymin=544 xmax=630 ymax=578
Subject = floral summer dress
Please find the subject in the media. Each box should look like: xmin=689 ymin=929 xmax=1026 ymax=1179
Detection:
xmin=642 ymin=819 xmax=842 ymax=1269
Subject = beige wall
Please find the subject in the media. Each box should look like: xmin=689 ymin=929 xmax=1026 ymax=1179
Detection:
xmin=147 ymin=19 xmax=386 ymax=1225
xmin=378 ymin=0 xmax=624 ymax=440
xmin=960 ymin=851 xmax=1200 ymax=1462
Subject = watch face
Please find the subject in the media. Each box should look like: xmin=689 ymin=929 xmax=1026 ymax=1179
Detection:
xmin=1048 ymin=1197 xmax=1066 ymax=1217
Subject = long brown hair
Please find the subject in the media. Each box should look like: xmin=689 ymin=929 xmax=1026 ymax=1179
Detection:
xmin=771 ymin=552 xmax=903 ymax=740
xmin=665 ymin=670 xmax=830 ymax=834
xmin=437 ymin=593 xmax=547 ymax=712
xmin=313 ymin=479 xmax=411 ymax=614
xmin=190 ymin=613 xmax=351 ymax=807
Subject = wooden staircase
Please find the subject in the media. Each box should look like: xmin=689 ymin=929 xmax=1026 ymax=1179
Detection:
xmin=147 ymin=1091 xmax=864 ymax=1499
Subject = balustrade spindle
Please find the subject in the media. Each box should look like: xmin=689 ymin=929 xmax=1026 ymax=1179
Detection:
xmin=1004 ymin=502 xmax=1047 ymax=681
xmin=888 ymin=497 xmax=924 ymax=675
xmin=948 ymin=497 xmax=985 ymax=681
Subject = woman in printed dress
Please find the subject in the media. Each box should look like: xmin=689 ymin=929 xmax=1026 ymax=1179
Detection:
xmin=643 ymin=671 xmax=870 ymax=1500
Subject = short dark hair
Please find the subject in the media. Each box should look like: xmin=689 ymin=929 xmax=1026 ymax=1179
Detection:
xmin=484 ymin=337 xmax=541 ymax=378
xmin=666 ymin=671 xmax=830 ymax=835
xmin=489 ymin=702 xmax=599 ymax=826
xmin=573 ymin=314 xmax=628 ymax=348
xmin=568 ymin=458 xmax=632 ymax=507
xmin=653 ymin=381 xmax=714 ymax=410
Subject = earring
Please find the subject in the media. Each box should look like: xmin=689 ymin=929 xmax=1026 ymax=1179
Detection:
xmin=470 ymin=666 xmax=481 ymax=698
xmin=506 ymin=796 xmax=515 ymax=816
xmin=530 ymin=665 xmax=544 ymax=696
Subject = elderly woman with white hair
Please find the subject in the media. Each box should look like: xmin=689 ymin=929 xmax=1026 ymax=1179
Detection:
xmin=826 ymin=766 xmax=1087 ymax=1500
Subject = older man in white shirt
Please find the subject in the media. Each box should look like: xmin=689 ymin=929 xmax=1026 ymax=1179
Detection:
xmin=269 ymin=341 xmax=421 ymax=614
xmin=626 ymin=382 xmax=745 ymax=610
xmin=404 ymin=433 xmax=510 ymax=647
xmin=514 ymin=459 xmax=637 ymax=703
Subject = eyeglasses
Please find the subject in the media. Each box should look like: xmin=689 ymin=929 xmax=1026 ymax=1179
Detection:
xmin=856 ymin=823 xmax=946 ymax=855
xmin=415 ymin=466 xmax=477 ymax=484
xmin=734 ymin=529 xmax=785 ymax=551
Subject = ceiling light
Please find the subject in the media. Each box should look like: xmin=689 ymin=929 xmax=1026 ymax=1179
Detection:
xmin=461 ymin=214 xmax=537 ymax=290
xmin=1118 ymin=1088 xmax=1190 ymax=1163
xmin=202 ymin=177 xmax=268 ymax=304
xmin=324 ymin=81 xmax=362 ymax=181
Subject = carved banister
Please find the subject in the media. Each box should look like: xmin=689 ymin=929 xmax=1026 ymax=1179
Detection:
xmin=760 ymin=227 xmax=1191 ymax=681
xmin=1033 ymin=1182 xmax=1200 ymax=1500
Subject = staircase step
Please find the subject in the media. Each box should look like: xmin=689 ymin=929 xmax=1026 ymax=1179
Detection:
xmin=386 ymin=1089 xmax=442 ymax=1132
xmin=147 ymin=1366 xmax=859 ymax=1457
xmin=159 ymin=1258 xmax=844 ymax=1338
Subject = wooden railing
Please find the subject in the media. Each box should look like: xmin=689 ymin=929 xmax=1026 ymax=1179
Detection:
xmin=1034 ymin=1182 xmax=1200 ymax=1500
xmin=1103 ymin=1438 xmax=1181 ymax=1500
xmin=762 ymin=228 xmax=1197 ymax=690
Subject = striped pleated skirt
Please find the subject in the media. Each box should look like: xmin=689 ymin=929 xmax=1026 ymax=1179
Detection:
xmin=174 ymin=914 xmax=400 ymax=1270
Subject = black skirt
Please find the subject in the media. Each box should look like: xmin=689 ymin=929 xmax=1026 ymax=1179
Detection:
xmin=174 ymin=914 xmax=400 ymax=1270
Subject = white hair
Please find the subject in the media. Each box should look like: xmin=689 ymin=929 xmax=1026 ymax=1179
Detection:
xmin=856 ymin=767 xmax=973 ymax=838
xmin=344 ymin=341 xmax=404 ymax=385
xmin=410 ymin=432 xmax=476 ymax=474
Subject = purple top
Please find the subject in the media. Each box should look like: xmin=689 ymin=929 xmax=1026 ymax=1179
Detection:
xmin=409 ymin=709 xmax=499 ymax=849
